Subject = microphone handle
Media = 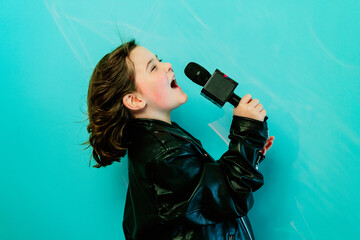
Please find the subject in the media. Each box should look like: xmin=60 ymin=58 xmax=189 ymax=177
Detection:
xmin=228 ymin=93 xmax=268 ymax=121
xmin=228 ymin=93 xmax=241 ymax=107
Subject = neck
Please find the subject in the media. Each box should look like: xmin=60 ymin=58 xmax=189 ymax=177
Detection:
xmin=133 ymin=110 xmax=172 ymax=124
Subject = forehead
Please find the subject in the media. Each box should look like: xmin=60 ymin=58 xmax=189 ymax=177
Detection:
xmin=129 ymin=46 xmax=154 ymax=71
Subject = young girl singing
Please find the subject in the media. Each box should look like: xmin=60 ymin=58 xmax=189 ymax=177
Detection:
xmin=86 ymin=40 xmax=274 ymax=240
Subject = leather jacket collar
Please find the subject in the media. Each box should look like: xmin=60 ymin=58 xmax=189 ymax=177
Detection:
xmin=126 ymin=118 xmax=205 ymax=155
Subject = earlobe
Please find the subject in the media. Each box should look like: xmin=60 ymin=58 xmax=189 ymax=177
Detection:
xmin=123 ymin=93 xmax=146 ymax=111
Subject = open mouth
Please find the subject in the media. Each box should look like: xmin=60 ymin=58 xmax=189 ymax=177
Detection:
xmin=171 ymin=78 xmax=179 ymax=88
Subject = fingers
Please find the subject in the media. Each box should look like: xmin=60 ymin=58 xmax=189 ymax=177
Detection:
xmin=240 ymin=94 xmax=261 ymax=110
xmin=264 ymin=136 xmax=275 ymax=150
xmin=264 ymin=141 xmax=272 ymax=149
xmin=239 ymin=94 xmax=261 ymax=108
xmin=240 ymin=93 xmax=252 ymax=104
xmin=251 ymin=99 xmax=266 ymax=118
xmin=259 ymin=136 xmax=275 ymax=157
xmin=249 ymin=98 xmax=259 ymax=108
xmin=255 ymin=103 xmax=263 ymax=111
xmin=234 ymin=93 xmax=267 ymax=121
xmin=260 ymin=147 xmax=266 ymax=155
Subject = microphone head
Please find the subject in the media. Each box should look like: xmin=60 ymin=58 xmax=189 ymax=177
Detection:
xmin=184 ymin=62 xmax=211 ymax=86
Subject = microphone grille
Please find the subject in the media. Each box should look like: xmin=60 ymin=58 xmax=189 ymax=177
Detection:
xmin=184 ymin=62 xmax=211 ymax=86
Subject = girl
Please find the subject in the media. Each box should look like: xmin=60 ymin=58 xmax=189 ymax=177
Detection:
xmin=86 ymin=40 xmax=274 ymax=240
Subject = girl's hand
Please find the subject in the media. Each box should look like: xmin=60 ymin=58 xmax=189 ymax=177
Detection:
xmin=233 ymin=94 xmax=267 ymax=122
xmin=260 ymin=136 xmax=275 ymax=155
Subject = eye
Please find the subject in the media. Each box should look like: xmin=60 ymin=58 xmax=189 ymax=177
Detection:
xmin=151 ymin=59 xmax=163 ymax=72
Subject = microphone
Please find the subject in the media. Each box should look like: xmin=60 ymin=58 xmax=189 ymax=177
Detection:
xmin=184 ymin=62 xmax=240 ymax=108
xmin=184 ymin=62 xmax=268 ymax=121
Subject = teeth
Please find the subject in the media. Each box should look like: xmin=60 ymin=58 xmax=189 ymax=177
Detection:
xmin=170 ymin=77 xmax=178 ymax=88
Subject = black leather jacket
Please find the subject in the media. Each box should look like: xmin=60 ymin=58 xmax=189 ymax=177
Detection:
xmin=123 ymin=116 xmax=268 ymax=240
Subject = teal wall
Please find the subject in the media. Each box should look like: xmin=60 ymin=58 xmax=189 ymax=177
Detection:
xmin=1 ymin=1 xmax=359 ymax=239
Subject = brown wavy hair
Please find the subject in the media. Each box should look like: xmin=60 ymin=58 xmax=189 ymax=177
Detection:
xmin=84 ymin=40 xmax=138 ymax=168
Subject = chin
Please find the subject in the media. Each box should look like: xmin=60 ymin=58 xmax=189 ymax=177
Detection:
xmin=172 ymin=94 xmax=188 ymax=110
xmin=180 ymin=92 xmax=188 ymax=105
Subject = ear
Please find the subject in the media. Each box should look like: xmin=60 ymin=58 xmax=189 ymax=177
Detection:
xmin=123 ymin=92 xmax=146 ymax=111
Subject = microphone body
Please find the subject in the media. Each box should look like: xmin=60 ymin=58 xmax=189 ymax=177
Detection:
xmin=200 ymin=69 xmax=241 ymax=108
xmin=185 ymin=62 xmax=241 ymax=108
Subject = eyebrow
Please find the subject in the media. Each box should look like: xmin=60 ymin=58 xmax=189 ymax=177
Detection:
xmin=146 ymin=55 xmax=159 ymax=71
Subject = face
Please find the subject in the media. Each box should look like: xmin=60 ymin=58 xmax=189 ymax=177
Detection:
xmin=129 ymin=46 xmax=188 ymax=115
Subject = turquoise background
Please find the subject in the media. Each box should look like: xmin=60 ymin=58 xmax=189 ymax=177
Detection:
xmin=1 ymin=0 xmax=359 ymax=239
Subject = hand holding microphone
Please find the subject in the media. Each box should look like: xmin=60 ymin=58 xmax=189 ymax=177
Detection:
xmin=233 ymin=94 xmax=267 ymax=122
xmin=184 ymin=62 xmax=268 ymax=122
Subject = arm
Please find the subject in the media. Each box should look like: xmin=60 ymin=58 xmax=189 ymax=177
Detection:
xmin=217 ymin=115 xmax=268 ymax=217
xmin=152 ymin=96 xmax=269 ymax=224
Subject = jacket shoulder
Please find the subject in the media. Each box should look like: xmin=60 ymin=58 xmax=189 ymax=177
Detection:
xmin=128 ymin=129 xmax=190 ymax=160
xmin=151 ymin=130 xmax=191 ymax=153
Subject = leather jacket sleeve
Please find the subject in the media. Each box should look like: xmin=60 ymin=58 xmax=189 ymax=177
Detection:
xmin=151 ymin=116 xmax=268 ymax=225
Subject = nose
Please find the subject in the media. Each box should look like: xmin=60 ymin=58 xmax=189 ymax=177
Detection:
xmin=163 ymin=62 xmax=173 ymax=72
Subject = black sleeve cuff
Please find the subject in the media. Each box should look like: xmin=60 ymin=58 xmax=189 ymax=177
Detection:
xmin=231 ymin=116 xmax=268 ymax=131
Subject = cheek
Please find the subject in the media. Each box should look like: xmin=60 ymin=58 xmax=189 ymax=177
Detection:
xmin=152 ymin=87 xmax=170 ymax=104
xmin=141 ymin=82 xmax=169 ymax=103
xmin=150 ymin=78 xmax=170 ymax=100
